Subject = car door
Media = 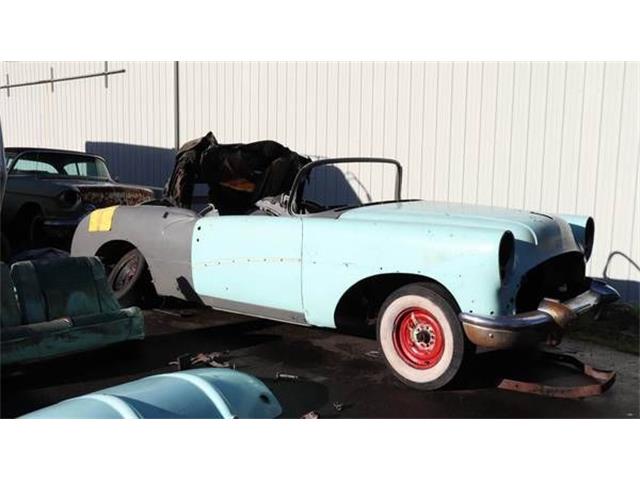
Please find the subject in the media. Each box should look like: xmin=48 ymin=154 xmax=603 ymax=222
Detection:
xmin=191 ymin=214 xmax=305 ymax=324
xmin=1 ymin=151 xmax=45 ymax=224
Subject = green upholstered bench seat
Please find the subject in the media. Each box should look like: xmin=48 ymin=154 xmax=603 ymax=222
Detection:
xmin=1 ymin=257 xmax=144 ymax=367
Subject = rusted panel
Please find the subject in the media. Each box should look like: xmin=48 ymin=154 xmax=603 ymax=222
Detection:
xmin=79 ymin=186 xmax=154 ymax=208
xmin=497 ymin=351 xmax=616 ymax=399
xmin=462 ymin=323 xmax=549 ymax=349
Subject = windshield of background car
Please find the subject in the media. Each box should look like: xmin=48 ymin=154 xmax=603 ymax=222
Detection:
xmin=10 ymin=152 xmax=110 ymax=179
xmin=298 ymin=160 xmax=401 ymax=214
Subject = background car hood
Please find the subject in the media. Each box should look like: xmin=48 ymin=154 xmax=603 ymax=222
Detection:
xmin=338 ymin=200 xmax=579 ymax=251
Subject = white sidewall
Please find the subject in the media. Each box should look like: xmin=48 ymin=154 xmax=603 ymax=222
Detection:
xmin=379 ymin=294 xmax=454 ymax=383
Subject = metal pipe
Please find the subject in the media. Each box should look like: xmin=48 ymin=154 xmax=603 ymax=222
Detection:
xmin=0 ymin=69 xmax=126 ymax=90
xmin=174 ymin=61 xmax=180 ymax=151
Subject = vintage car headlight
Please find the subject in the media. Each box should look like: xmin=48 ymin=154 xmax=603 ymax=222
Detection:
xmin=584 ymin=217 xmax=595 ymax=261
xmin=58 ymin=189 xmax=81 ymax=208
xmin=499 ymin=231 xmax=515 ymax=281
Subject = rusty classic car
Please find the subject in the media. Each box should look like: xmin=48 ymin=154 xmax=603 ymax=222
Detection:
xmin=1 ymin=147 xmax=154 ymax=258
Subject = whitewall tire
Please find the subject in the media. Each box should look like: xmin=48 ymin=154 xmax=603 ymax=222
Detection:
xmin=377 ymin=283 xmax=467 ymax=390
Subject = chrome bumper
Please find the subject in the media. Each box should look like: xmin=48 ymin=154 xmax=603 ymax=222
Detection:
xmin=41 ymin=216 xmax=86 ymax=243
xmin=459 ymin=280 xmax=620 ymax=349
xmin=43 ymin=218 xmax=83 ymax=229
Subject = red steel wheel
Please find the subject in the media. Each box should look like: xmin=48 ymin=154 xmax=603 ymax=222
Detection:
xmin=377 ymin=283 xmax=468 ymax=390
xmin=392 ymin=307 xmax=445 ymax=369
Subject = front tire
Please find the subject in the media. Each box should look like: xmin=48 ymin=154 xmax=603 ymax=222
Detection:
xmin=377 ymin=283 xmax=467 ymax=390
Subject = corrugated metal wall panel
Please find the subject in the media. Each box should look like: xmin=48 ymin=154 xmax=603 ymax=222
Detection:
xmin=1 ymin=61 xmax=638 ymax=300
xmin=0 ymin=61 xmax=175 ymax=187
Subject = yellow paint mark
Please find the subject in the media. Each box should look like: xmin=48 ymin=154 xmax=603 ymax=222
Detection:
xmin=88 ymin=206 xmax=118 ymax=232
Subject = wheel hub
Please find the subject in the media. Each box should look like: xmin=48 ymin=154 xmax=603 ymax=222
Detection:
xmin=414 ymin=328 xmax=432 ymax=346
xmin=392 ymin=308 xmax=445 ymax=369
xmin=112 ymin=256 xmax=140 ymax=292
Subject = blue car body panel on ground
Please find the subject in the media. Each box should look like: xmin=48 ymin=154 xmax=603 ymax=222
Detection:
xmin=21 ymin=368 xmax=282 ymax=419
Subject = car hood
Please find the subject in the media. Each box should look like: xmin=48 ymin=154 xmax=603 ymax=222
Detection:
xmin=338 ymin=200 xmax=579 ymax=250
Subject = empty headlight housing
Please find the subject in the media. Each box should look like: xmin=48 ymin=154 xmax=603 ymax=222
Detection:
xmin=58 ymin=189 xmax=81 ymax=208
xmin=584 ymin=217 xmax=595 ymax=261
xmin=499 ymin=231 xmax=515 ymax=282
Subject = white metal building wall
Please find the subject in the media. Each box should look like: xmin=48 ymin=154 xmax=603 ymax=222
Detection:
xmin=0 ymin=61 xmax=175 ymax=186
xmin=1 ymin=61 xmax=638 ymax=300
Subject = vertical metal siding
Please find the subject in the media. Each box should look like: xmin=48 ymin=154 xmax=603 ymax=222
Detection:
xmin=1 ymin=61 xmax=638 ymax=300
xmin=0 ymin=61 xmax=175 ymax=187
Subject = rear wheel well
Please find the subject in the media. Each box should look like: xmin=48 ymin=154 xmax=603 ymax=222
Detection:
xmin=15 ymin=202 xmax=43 ymax=217
xmin=334 ymin=274 xmax=459 ymax=331
xmin=8 ymin=202 xmax=44 ymax=248
xmin=95 ymin=240 xmax=138 ymax=274
xmin=10 ymin=201 xmax=42 ymax=230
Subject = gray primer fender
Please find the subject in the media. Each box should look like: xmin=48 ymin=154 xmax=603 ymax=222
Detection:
xmin=70 ymin=205 xmax=200 ymax=300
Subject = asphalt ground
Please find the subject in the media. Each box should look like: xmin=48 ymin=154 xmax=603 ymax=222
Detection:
xmin=2 ymin=306 xmax=638 ymax=418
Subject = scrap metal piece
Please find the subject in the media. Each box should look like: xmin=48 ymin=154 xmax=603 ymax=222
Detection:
xmin=497 ymin=351 xmax=616 ymax=399
xmin=333 ymin=402 xmax=344 ymax=412
xmin=170 ymin=351 xmax=231 ymax=371
xmin=192 ymin=352 xmax=231 ymax=368
xmin=301 ymin=411 xmax=319 ymax=419
xmin=275 ymin=372 xmax=300 ymax=381
xmin=152 ymin=308 xmax=197 ymax=318
xmin=153 ymin=308 xmax=182 ymax=317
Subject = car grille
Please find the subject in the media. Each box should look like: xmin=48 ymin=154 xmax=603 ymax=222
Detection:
xmin=515 ymin=252 xmax=590 ymax=313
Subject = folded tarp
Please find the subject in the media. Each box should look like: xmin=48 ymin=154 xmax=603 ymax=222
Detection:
xmin=166 ymin=132 xmax=310 ymax=214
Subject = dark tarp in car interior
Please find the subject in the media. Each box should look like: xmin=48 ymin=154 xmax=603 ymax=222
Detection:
xmin=165 ymin=132 xmax=310 ymax=215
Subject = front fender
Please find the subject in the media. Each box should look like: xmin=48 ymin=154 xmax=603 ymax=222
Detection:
xmin=301 ymin=218 xmax=511 ymax=328
xmin=556 ymin=214 xmax=594 ymax=259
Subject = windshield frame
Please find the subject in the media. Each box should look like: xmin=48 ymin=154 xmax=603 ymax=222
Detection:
xmin=7 ymin=149 xmax=112 ymax=181
xmin=287 ymin=157 xmax=403 ymax=216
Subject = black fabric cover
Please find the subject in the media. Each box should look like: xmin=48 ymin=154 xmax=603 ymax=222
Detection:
xmin=166 ymin=132 xmax=309 ymax=215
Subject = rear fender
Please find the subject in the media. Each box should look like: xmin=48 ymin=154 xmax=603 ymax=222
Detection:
xmin=71 ymin=205 xmax=198 ymax=298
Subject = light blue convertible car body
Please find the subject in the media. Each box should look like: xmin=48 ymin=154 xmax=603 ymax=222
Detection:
xmin=71 ymin=157 xmax=619 ymax=390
